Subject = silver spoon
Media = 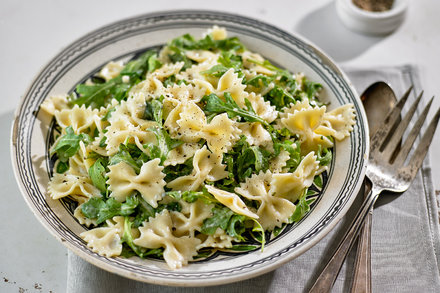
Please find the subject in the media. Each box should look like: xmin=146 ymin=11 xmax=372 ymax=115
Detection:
xmin=350 ymin=81 xmax=398 ymax=293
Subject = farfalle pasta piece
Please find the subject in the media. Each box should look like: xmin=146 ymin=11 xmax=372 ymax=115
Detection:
xmin=186 ymin=50 xmax=218 ymax=63
xmin=98 ymin=61 xmax=124 ymax=81
xmin=196 ymin=228 xmax=236 ymax=250
xmin=235 ymin=171 xmax=296 ymax=230
xmin=164 ymin=143 xmax=199 ymax=166
xmin=205 ymin=185 xmax=258 ymax=219
xmin=40 ymin=95 xmax=69 ymax=116
xmin=269 ymin=149 xmax=290 ymax=173
xmin=80 ymin=216 xmax=125 ymax=257
xmin=74 ymin=204 xmax=97 ymax=227
xmin=170 ymin=200 xmax=214 ymax=237
xmin=55 ymin=104 xmax=105 ymax=135
xmin=317 ymin=104 xmax=356 ymax=140
xmin=107 ymin=159 xmax=166 ymax=207
xmin=129 ymin=75 xmax=165 ymax=101
xmin=177 ymin=59 xmax=218 ymax=83
xmin=270 ymin=152 xmax=319 ymax=203
xmin=68 ymin=141 xmax=95 ymax=177
xmin=133 ymin=210 xmax=201 ymax=269
xmin=281 ymin=102 xmax=333 ymax=154
xmin=206 ymin=25 xmax=228 ymax=40
xmin=151 ymin=62 xmax=184 ymax=80
xmin=216 ymin=69 xmax=247 ymax=105
xmin=167 ymin=146 xmax=227 ymax=191
xmin=105 ymin=119 xmax=156 ymax=156
xmin=109 ymin=95 xmax=152 ymax=128
xmin=246 ymin=92 xmax=278 ymax=123
xmin=48 ymin=173 xmax=101 ymax=200
xmin=241 ymin=51 xmax=275 ymax=76
xmin=166 ymin=101 xmax=240 ymax=154
xmin=203 ymin=113 xmax=241 ymax=154
xmin=165 ymin=83 xmax=206 ymax=103
xmin=174 ymin=101 xmax=206 ymax=142
xmin=237 ymin=122 xmax=272 ymax=148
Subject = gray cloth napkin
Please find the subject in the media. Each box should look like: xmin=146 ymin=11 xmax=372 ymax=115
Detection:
xmin=67 ymin=66 xmax=440 ymax=293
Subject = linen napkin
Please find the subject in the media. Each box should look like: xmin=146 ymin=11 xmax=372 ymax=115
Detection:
xmin=66 ymin=65 xmax=440 ymax=293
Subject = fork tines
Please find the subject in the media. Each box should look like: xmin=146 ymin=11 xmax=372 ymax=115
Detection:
xmin=370 ymin=86 xmax=440 ymax=177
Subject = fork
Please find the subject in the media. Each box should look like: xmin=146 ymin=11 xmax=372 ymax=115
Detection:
xmin=308 ymin=87 xmax=440 ymax=293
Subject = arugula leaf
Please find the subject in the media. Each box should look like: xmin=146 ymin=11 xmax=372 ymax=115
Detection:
xmin=120 ymin=50 xmax=161 ymax=78
xmin=109 ymin=145 xmax=141 ymax=174
xmin=120 ymin=195 xmax=139 ymax=216
xmin=130 ymin=195 xmax=181 ymax=227
xmin=147 ymin=127 xmax=183 ymax=164
xmin=202 ymin=52 xmax=244 ymax=78
xmin=274 ymin=140 xmax=302 ymax=172
xmin=201 ymin=93 xmax=269 ymax=127
xmin=246 ymin=75 xmax=274 ymax=88
xmin=163 ymin=75 xmax=187 ymax=87
xmin=264 ymin=86 xmax=296 ymax=110
xmin=81 ymin=197 xmax=120 ymax=224
xmin=121 ymin=217 xmax=150 ymax=258
xmin=166 ymin=188 xmax=217 ymax=204
xmin=163 ymin=157 xmax=193 ymax=182
xmin=247 ymin=58 xmax=323 ymax=110
xmin=143 ymin=98 xmax=163 ymax=124
xmin=226 ymin=214 xmax=246 ymax=241
xmin=316 ymin=145 xmax=332 ymax=166
xmin=142 ymin=97 xmax=184 ymax=164
xmin=101 ymin=107 xmax=116 ymax=121
xmin=132 ymin=196 xmax=157 ymax=227
xmin=168 ymin=50 xmax=194 ymax=71
xmin=313 ymin=175 xmax=323 ymax=189
xmin=81 ymin=194 xmax=141 ymax=225
xmin=167 ymin=33 xmax=245 ymax=71
xmin=213 ymin=136 xmax=273 ymax=185
xmin=228 ymin=245 xmax=259 ymax=252
xmin=88 ymin=158 xmax=107 ymax=193
xmin=250 ymin=218 xmax=266 ymax=250
xmin=71 ymin=50 xmax=161 ymax=108
xmin=201 ymin=64 xmax=229 ymax=77
xmin=236 ymin=145 xmax=271 ymax=181
xmin=304 ymin=80 xmax=323 ymax=99
xmin=201 ymin=206 xmax=235 ymax=235
xmin=247 ymin=58 xmax=281 ymax=72
xmin=56 ymin=161 xmax=69 ymax=174
xmin=169 ymin=33 xmax=245 ymax=52
xmin=290 ymin=194 xmax=316 ymax=223
xmin=147 ymin=54 xmax=162 ymax=73
xmin=51 ymin=126 xmax=90 ymax=163
xmin=218 ymin=51 xmax=243 ymax=70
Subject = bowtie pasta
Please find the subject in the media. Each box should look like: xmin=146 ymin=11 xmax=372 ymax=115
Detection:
xmin=41 ymin=26 xmax=356 ymax=269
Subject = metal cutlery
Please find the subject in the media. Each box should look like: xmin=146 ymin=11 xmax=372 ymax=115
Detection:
xmin=309 ymin=87 xmax=440 ymax=293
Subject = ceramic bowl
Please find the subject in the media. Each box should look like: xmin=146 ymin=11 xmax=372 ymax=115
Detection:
xmin=11 ymin=10 xmax=368 ymax=286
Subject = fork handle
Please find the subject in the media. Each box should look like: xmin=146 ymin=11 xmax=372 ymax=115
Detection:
xmin=350 ymin=182 xmax=373 ymax=293
xmin=308 ymin=185 xmax=381 ymax=293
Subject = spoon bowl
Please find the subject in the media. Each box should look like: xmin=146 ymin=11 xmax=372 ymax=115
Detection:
xmin=361 ymin=81 xmax=398 ymax=134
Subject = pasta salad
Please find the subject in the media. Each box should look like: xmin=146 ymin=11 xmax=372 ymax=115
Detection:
xmin=41 ymin=27 xmax=356 ymax=269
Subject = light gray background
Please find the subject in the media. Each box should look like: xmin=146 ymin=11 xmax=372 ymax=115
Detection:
xmin=1 ymin=0 xmax=440 ymax=292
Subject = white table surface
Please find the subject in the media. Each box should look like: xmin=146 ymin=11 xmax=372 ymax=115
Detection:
xmin=1 ymin=0 xmax=439 ymax=292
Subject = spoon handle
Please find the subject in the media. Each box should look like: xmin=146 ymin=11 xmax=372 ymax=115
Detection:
xmin=350 ymin=182 xmax=372 ymax=293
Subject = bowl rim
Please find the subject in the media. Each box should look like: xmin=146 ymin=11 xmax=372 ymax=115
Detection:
xmin=10 ymin=9 xmax=369 ymax=286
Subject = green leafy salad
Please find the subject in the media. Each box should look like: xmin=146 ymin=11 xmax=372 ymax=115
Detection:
xmin=42 ymin=26 xmax=355 ymax=269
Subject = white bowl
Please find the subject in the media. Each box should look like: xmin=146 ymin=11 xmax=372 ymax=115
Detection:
xmin=11 ymin=10 xmax=369 ymax=286
xmin=336 ymin=0 xmax=408 ymax=35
